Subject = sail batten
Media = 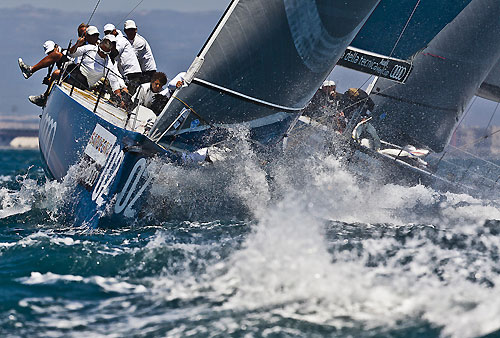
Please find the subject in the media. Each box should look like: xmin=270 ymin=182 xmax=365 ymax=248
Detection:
xmin=192 ymin=78 xmax=305 ymax=111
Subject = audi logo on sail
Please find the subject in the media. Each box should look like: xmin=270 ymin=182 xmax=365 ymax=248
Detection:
xmin=389 ymin=65 xmax=408 ymax=81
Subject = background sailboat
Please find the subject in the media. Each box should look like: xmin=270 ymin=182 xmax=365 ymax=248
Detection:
xmin=290 ymin=0 xmax=499 ymax=196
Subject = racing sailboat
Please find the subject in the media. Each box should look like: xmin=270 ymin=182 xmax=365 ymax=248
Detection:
xmin=292 ymin=0 xmax=500 ymax=196
xmin=37 ymin=0 xmax=381 ymax=227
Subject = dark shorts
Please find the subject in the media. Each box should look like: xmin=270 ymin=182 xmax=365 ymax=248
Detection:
xmin=62 ymin=64 xmax=89 ymax=90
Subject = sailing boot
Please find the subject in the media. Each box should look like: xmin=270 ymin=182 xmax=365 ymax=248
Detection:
xmin=28 ymin=94 xmax=47 ymax=107
xmin=18 ymin=58 xmax=33 ymax=79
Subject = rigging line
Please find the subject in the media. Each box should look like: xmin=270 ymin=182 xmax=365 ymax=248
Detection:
xmin=152 ymin=95 xmax=217 ymax=142
xmin=457 ymin=96 xmax=477 ymax=128
xmin=448 ymin=143 xmax=500 ymax=170
xmin=170 ymin=96 xmax=214 ymax=128
xmin=117 ymin=0 xmax=146 ymax=25
xmin=87 ymin=0 xmax=102 ymax=25
xmin=484 ymin=101 xmax=499 ymax=132
xmin=440 ymin=97 xmax=477 ymax=157
xmin=389 ymin=0 xmax=421 ymax=57
xmin=357 ymin=75 xmax=374 ymax=92
xmin=453 ymin=128 xmax=500 ymax=151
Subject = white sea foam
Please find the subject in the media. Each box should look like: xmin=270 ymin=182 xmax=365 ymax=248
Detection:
xmin=199 ymin=151 xmax=500 ymax=337
xmin=0 ymin=185 xmax=34 ymax=219
xmin=50 ymin=237 xmax=80 ymax=246
xmin=146 ymin=141 xmax=270 ymax=220
xmin=18 ymin=272 xmax=147 ymax=294
xmin=21 ymin=272 xmax=84 ymax=285
xmin=0 ymin=175 xmax=12 ymax=182
xmin=137 ymin=147 xmax=499 ymax=337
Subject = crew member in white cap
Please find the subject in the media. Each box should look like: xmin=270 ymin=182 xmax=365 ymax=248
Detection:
xmin=302 ymin=79 xmax=343 ymax=126
xmin=123 ymin=19 xmax=157 ymax=83
xmin=28 ymin=37 xmax=128 ymax=108
xmin=18 ymin=41 xmax=61 ymax=80
xmin=18 ymin=40 xmax=79 ymax=106
xmin=104 ymin=23 xmax=142 ymax=94
xmin=103 ymin=23 xmax=123 ymax=37
xmin=69 ymin=37 xmax=126 ymax=92
xmin=69 ymin=25 xmax=100 ymax=56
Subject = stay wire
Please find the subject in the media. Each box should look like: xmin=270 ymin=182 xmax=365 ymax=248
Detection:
xmin=389 ymin=0 xmax=421 ymax=58
xmin=454 ymin=128 xmax=500 ymax=150
xmin=87 ymin=0 xmax=102 ymax=25
xmin=443 ymin=97 xmax=496 ymax=155
xmin=118 ymin=0 xmax=146 ymax=25
xmin=484 ymin=101 xmax=499 ymax=132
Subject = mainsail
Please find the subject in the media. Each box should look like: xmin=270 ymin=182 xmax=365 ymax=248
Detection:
xmin=149 ymin=0 xmax=380 ymax=142
xmin=368 ymin=0 xmax=500 ymax=152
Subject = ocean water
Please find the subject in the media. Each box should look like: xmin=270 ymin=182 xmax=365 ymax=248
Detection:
xmin=1 ymin=147 xmax=500 ymax=338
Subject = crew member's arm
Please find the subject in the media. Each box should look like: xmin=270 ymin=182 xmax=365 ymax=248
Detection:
xmin=69 ymin=37 xmax=86 ymax=55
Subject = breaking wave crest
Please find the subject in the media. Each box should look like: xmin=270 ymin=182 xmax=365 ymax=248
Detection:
xmin=1 ymin=141 xmax=499 ymax=337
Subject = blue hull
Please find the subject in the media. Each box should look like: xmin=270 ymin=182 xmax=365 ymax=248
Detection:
xmin=39 ymin=86 xmax=168 ymax=228
xmin=39 ymin=85 xmax=293 ymax=228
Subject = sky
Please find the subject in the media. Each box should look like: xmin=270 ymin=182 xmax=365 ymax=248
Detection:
xmin=0 ymin=0 xmax=230 ymax=12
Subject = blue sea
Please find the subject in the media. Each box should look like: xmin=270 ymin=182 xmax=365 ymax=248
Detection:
xmin=1 ymin=148 xmax=500 ymax=338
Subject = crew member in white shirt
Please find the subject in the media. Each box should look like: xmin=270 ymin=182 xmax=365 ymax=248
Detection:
xmin=131 ymin=71 xmax=168 ymax=115
xmin=68 ymin=37 xmax=129 ymax=103
xmin=69 ymin=25 xmax=100 ymax=54
xmin=104 ymin=23 xmax=142 ymax=94
xmin=123 ymin=20 xmax=157 ymax=83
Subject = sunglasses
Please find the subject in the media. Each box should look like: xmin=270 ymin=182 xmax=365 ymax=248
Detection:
xmin=98 ymin=45 xmax=111 ymax=55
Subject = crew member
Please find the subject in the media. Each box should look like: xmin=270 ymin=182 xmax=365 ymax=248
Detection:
xmin=131 ymin=71 xmax=168 ymax=115
xmin=302 ymin=80 xmax=340 ymax=119
xmin=342 ymin=88 xmax=380 ymax=150
xmin=339 ymin=87 xmax=374 ymax=121
xmin=20 ymin=41 xmax=78 ymax=106
xmin=29 ymin=38 xmax=127 ymax=107
xmin=123 ymin=20 xmax=157 ymax=83
xmin=17 ymin=23 xmax=87 ymax=80
xmin=103 ymin=23 xmax=142 ymax=94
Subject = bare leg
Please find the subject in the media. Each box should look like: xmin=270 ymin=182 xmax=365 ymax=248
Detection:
xmin=31 ymin=51 xmax=62 ymax=73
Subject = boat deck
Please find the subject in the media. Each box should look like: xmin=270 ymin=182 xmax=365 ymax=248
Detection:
xmin=58 ymin=82 xmax=157 ymax=135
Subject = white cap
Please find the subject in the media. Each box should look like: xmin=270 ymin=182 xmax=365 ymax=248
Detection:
xmin=43 ymin=40 xmax=56 ymax=54
xmin=86 ymin=25 xmax=99 ymax=36
xmin=124 ymin=20 xmax=137 ymax=30
xmin=103 ymin=23 xmax=115 ymax=33
xmin=104 ymin=34 xmax=116 ymax=43
xmin=321 ymin=80 xmax=336 ymax=88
